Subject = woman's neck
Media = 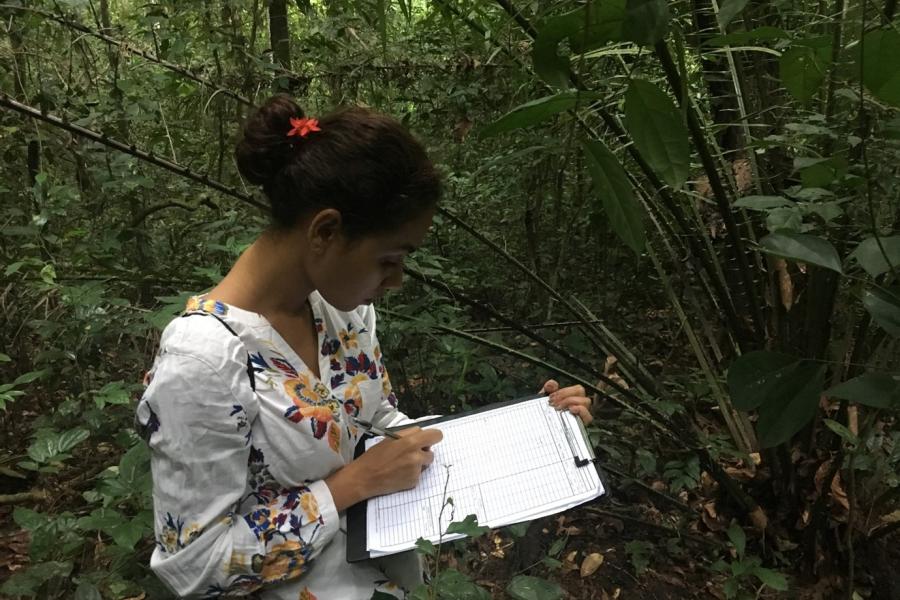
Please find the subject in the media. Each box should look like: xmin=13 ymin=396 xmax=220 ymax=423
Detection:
xmin=208 ymin=228 xmax=314 ymax=318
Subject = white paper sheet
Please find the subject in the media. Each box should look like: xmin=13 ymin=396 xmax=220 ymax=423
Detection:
xmin=364 ymin=396 xmax=604 ymax=556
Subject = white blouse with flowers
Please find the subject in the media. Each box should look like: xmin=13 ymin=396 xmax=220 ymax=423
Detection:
xmin=135 ymin=292 xmax=421 ymax=599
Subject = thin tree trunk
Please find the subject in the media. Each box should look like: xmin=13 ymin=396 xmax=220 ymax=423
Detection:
xmin=269 ymin=0 xmax=292 ymax=91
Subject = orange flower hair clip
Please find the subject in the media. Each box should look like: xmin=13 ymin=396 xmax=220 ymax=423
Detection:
xmin=287 ymin=117 xmax=321 ymax=138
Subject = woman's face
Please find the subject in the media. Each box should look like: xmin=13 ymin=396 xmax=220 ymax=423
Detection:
xmin=308 ymin=208 xmax=435 ymax=311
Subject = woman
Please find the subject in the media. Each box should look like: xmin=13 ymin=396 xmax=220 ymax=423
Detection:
xmin=136 ymin=95 xmax=592 ymax=599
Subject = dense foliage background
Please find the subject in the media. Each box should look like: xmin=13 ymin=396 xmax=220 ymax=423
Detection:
xmin=1 ymin=0 xmax=898 ymax=598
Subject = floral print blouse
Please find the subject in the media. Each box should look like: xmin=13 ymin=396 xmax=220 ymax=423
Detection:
xmin=135 ymin=293 xmax=420 ymax=599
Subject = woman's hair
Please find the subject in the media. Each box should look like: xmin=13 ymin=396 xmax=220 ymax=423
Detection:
xmin=235 ymin=94 xmax=442 ymax=237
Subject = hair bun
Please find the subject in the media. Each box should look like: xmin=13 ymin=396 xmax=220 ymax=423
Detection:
xmin=235 ymin=94 xmax=305 ymax=185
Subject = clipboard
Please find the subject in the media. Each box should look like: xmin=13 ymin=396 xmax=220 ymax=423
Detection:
xmin=346 ymin=394 xmax=605 ymax=563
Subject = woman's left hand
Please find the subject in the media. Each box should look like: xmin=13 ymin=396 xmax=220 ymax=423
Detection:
xmin=541 ymin=379 xmax=593 ymax=425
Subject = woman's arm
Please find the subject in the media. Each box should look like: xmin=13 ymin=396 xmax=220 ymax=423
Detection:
xmin=139 ymin=349 xmax=340 ymax=598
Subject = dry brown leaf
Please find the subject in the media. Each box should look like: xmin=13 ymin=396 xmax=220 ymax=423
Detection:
xmin=848 ymin=405 xmax=859 ymax=435
xmin=579 ymin=552 xmax=604 ymax=577
xmin=774 ymin=258 xmax=793 ymax=311
xmin=749 ymin=506 xmax=769 ymax=531
xmin=703 ymin=501 xmax=718 ymax=520
xmin=831 ymin=472 xmax=850 ymax=511
xmin=561 ymin=550 xmax=579 ymax=574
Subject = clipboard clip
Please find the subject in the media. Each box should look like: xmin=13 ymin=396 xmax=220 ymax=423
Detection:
xmin=557 ymin=411 xmax=596 ymax=468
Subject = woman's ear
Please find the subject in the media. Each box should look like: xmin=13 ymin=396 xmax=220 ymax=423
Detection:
xmin=306 ymin=208 xmax=343 ymax=254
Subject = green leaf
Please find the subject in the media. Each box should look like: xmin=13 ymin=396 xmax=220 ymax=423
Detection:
xmin=0 ymin=353 xmax=11 ymax=362
xmin=532 ymin=3 xmax=625 ymax=89
xmin=414 ymin=538 xmax=436 ymax=556
xmin=753 ymin=566 xmax=789 ymax=591
xmin=13 ymin=507 xmax=47 ymax=531
xmin=480 ymin=92 xmax=601 ymax=138
xmin=109 ymin=518 xmax=145 ymax=550
xmin=728 ymin=352 xmax=825 ymax=446
xmin=756 ymin=362 xmax=825 ymax=448
xmin=624 ymin=79 xmax=690 ymax=189
xmin=717 ymin=0 xmax=751 ymax=28
xmin=624 ymin=540 xmax=652 ymax=575
xmin=94 ymin=380 xmax=131 ymax=409
xmin=74 ymin=583 xmax=103 ymax=600
xmin=849 ymin=236 xmax=900 ymax=278
xmin=582 ymin=140 xmax=645 ymax=254
xmin=0 ymin=561 xmax=72 ymax=596
xmin=27 ymin=428 xmax=90 ymax=464
xmin=506 ymin=575 xmax=564 ymax=600
xmin=13 ymin=370 xmax=47 ymax=386
xmin=118 ymin=441 xmax=150 ymax=487
xmin=823 ymin=419 xmax=858 ymax=445
xmin=759 ymin=232 xmax=843 ymax=273
xmin=506 ymin=521 xmax=530 ymax=538
xmin=727 ymin=351 xmax=799 ymax=411
xmin=733 ymin=196 xmax=796 ymax=210
xmin=548 ymin=536 xmax=567 ymax=557
xmin=445 ymin=514 xmax=489 ymax=538
xmin=863 ymin=287 xmax=900 ymax=337
xmin=726 ymin=523 xmax=746 ymax=558
xmin=780 ymin=39 xmax=832 ymax=102
xmin=859 ymin=28 xmax=900 ymax=107
xmin=623 ymin=0 xmax=670 ymax=46
xmin=76 ymin=508 xmax=126 ymax=532
xmin=827 ymin=373 xmax=900 ymax=409
xmin=432 ymin=569 xmax=490 ymax=600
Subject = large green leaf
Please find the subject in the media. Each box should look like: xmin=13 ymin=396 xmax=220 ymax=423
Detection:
xmin=860 ymin=28 xmax=900 ymax=107
xmin=827 ymin=373 xmax=900 ymax=409
xmin=717 ymin=0 xmax=751 ymax=28
xmin=532 ymin=2 xmax=625 ymax=89
xmin=109 ymin=518 xmax=146 ymax=550
xmin=779 ymin=38 xmax=832 ymax=102
xmin=863 ymin=287 xmax=900 ymax=337
xmin=756 ymin=362 xmax=826 ymax=448
xmin=728 ymin=352 xmax=825 ymax=447
xmin=506 ymin=575 xmax=564 ymax=600
xmin=759 ymin=232 xmax=843 ymax=273
xmin=26 ymin=428 xmax=90 ymax=464
xmin=623 ymin=0 xmax=670 ymax=46
xmin=849 ymin=236 xmax=900 ymax=278
xmin=480 ymin=92 xmax=601 ymax=138
xmin=727 ymin=351 xmax=798 ymax=411
xmin=624 ymin=79 xmax=690 ymax=189
xmin=582 ymin=140 xmax=645 ymax=254
xmin=445 ymin=514 xmax=489 ymax=537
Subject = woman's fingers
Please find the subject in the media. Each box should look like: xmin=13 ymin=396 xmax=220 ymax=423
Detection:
xmin=566 ymin=404 xmax=592 ymax=425
xmin=548 ymin=384 xmax=593 ymax=425
xmin=541 ymin=379 xmax=560 ymax=394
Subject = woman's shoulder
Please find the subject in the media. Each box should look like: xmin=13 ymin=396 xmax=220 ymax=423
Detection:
xmin=156 ymin=309 xmax=248 ymax=375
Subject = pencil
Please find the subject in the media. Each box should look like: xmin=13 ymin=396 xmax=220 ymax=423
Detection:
xmin=350 ymin=416 xmax=401 ymax=439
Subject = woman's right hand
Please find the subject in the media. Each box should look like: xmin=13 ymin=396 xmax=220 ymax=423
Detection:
xmin=325 ymin=426 xmax=443 ymax=512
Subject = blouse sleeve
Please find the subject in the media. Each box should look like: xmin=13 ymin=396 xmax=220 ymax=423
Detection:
xmin=136 ymin=319 xmax=340 ymax=598
xmin=360 ymin=305 xmax=410 ymax=430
